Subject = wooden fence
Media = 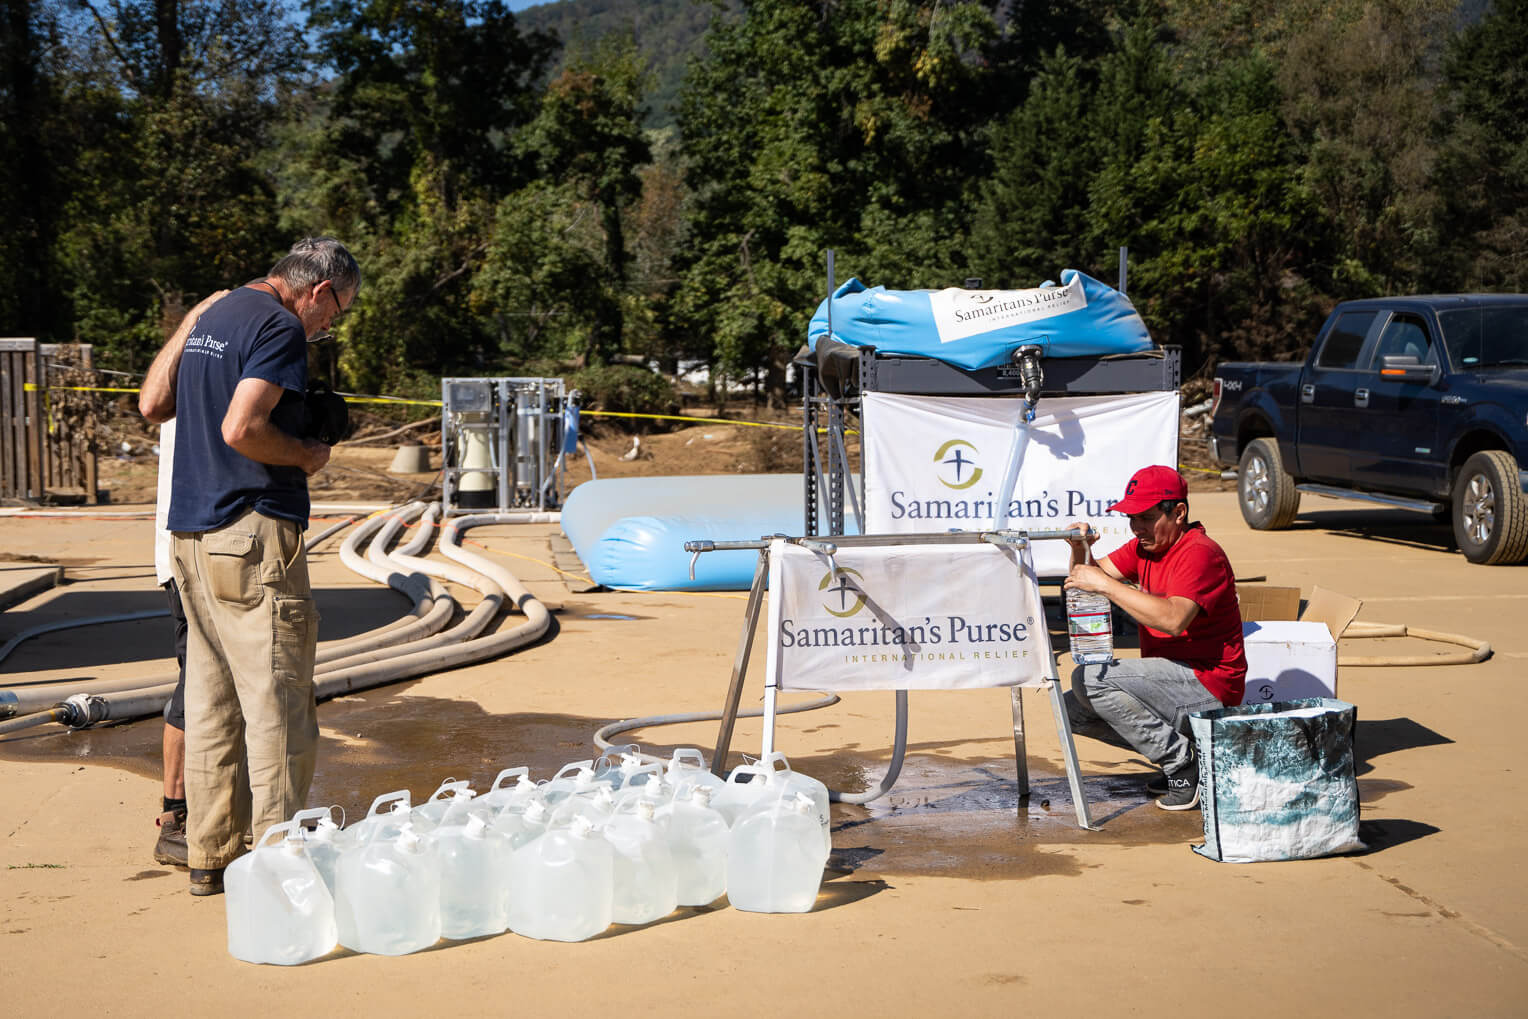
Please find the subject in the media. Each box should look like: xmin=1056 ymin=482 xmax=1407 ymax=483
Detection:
xmin=1 ymin=338 xmax=100 ymax=504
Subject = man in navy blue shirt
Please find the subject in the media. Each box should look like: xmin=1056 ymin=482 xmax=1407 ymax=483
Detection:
xmin=140 ymin=237 xmax=360 ymax=896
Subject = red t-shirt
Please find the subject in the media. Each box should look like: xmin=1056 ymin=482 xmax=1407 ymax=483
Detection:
xmin=1105 ymin=523 xmax=1247 ymax=705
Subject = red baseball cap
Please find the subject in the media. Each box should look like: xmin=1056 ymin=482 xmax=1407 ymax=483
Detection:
xmin=1107 ymin=465 xmax=1188 ymax=515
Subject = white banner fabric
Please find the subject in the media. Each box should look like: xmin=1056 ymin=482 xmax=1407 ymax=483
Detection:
xmin=926 ymin=274 xmax=1088 ymax=345
xmin=765 ymin=539 xmax=1053 ymax=693
xmin=861 ymin=391 xmax=1180 ymax=576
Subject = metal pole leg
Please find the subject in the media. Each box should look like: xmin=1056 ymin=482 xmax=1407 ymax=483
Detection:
xmin=710 ymin=550 xmax=770 ymax=777
xmin=1045 ymin=659 xmax=1096 ymax=830
xmin=1010 ymin=686 xmax=1029 ymax=807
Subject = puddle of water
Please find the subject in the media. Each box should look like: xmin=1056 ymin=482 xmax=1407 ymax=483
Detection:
xmin=0 ymin=688 xmax=1201 ymax=880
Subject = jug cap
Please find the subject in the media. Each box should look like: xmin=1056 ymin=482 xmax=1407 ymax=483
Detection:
xmin=690 ymin=785 xmax=715 ymax=808
xmin=570 ymin=814 xmax=597 ymax=839
xmin=789 ymin=792 xmax=814 ymax=815
xmin=524 ymin=800 xmax=550 ymax=823
xmin=396 ymin=825 xmax=425 ymax=853
xmin=464 ymin=813 xmax=490 ymax=839
xmin=636 ymin=799 xmax=657 ymax=822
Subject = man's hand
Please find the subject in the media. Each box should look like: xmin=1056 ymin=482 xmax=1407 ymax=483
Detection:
xmin=299 ymin=439 xmax=331 ymax=476
xmin=1064 ymin=562 xmax=1113 ymax=594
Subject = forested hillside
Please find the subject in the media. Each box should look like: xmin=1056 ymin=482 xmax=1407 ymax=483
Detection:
xmin=1 ymin=0 xmax=1523 ymax=415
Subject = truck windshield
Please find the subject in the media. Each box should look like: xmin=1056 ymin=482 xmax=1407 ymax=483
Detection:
xmin=1437 ymin=306 xmax=1528 ymax=368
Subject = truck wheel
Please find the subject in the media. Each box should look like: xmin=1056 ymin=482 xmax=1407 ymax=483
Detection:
xmin=1451 ymin=450 xmax=1528 ymax=565
xmin=1238 ymin=438 xmax=1301 ymax=530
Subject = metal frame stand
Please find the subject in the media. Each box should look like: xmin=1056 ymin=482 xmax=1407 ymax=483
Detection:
xmin=694 ymin=529 xmax=1096 ymax=830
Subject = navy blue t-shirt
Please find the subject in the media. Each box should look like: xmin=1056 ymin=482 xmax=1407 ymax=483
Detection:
xmin=167 ymin=286 xmax=311 ymax=532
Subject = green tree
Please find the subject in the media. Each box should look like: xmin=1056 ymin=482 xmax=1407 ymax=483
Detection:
xmin=287 ymin=0 xmax=559 ymax=395
xmin=1432 ymin=0 xmax=1528 ymax=290
xmin=676 ymin=0 xmax=1032 ymax=407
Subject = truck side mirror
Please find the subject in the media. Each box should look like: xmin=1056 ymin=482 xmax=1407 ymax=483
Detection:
xmin=1379 ymin=354 xmax=1441 ymax=385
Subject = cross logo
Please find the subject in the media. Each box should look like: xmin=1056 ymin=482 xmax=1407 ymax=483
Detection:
xmin=934 ymin=439 xmax=982 ymax=490
xmin=819 ymin=567 xmax=867 ymax=618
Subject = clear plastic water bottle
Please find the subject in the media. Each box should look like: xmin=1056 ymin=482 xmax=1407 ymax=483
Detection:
xmin=726 ymin=792 xmax=830 ymax=914
xmin=1066 ymin=586 xmax=1115 ymax=665
xmin=225 ymin=821 xmax=337 ymax=965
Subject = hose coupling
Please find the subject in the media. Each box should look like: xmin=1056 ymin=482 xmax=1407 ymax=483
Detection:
xmin=0 ymin=690 xmax=18 ymax=719
xmin=58 ymin=692 xmax=110 ymax=730
xmin=1014 ymin=344 xmax=1043 ymax=420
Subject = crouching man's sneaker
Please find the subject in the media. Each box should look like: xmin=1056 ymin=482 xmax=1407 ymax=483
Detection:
xmin=153 ymin=808 xmax=189 ymax=867
xmin=1155 ymin=759 xmax=1201 ymax=811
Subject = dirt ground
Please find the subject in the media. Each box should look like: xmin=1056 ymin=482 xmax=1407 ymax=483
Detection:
xmin=1 ymin=473 xmax=1523 ymax=1013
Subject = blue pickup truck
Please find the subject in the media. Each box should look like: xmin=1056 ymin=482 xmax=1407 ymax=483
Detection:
xmin=1209 ymin=294 xmax=1528 ymax=565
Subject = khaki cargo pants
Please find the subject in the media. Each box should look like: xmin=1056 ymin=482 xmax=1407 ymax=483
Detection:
xmin=172 ymin=508 xmax=319 ymax=869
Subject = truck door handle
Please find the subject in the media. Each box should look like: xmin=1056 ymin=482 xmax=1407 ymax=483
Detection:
xmin=1301 ymin=384 xmax=1315 ymax=404
xmin=1355 ymin=387 xmax=1369 ymax=408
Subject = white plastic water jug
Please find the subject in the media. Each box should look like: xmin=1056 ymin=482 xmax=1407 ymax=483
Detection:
xmin=614 ymin=764 xmax=671 ymax=811
xmin=224 ymin=821 xmax=337 ymax=965
xmin=334 ymin=823 xmax=442 ymax=956
xmin=344 ymin=789 xmax=412 ymax=846
xmin=541 ymin=760 xmax=603 ymax=804
xmin=478 ymin=766 xmax=537 ymax=814
xmin=757 ymin=752 xmax=833 ymax=856
xmin=411 ymin=779 xmax=474 ymax=831
xmin=436 ymin=811 xmax=509 ymax=940
xmin=290 ymin=806 xmax=347 ymax=897
xmin=491 ymin=797 xmax=551 ymax=850
xmin=551 ymin=784 xmax=617 ymax=828
xmin=505 ymin=815 xmax=614 ymax=942
xmin=655 ymin=785 xmax=729 ymax=907
xmin=726 ymin=792 xmax=830 ymax=914
xmin=664 ymin=748 xmax=726 ymax=801
xmin=712 ymin=760 xmax=775 ymax=827
xmin=603 ymin=799 xmax=679 ymax=925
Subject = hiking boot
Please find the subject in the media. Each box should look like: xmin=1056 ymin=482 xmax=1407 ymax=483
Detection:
xmin=1155 ymin=759 xmax=1201 ymax=811
xmin=1145 ymin=772 xmax=1169 ymax=796
xmin=189 ymin=867 xmax=226 ymax=896
xmin=153 ymin=807 xmax=189 ymax=867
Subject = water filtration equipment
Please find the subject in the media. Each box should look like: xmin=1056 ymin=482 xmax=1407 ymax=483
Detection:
xmin=441 ymin=377 xmax=577 ymax=514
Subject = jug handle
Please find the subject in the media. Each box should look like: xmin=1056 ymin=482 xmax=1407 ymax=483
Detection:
xmin=671 ymin=748 xmax=706 ymax=770
xmin=254 ymin=820 xmax=298 ymax=851
xmin=365 ymin=789 xmax=411 ymax=819
xmin=552 ymin=759 xmax=594 ymax=780
xmin=290 ymin=805 xmax=345 ymax=830
xmin=489 ymin=766 xmax=530 ymax=792
xmin=760 ymin=751 xmax=794 ymax=773
xmin=726 ymin=762 xmax=769 ymax=785
xmin=427 ymin=778 xmax=471 ymax=802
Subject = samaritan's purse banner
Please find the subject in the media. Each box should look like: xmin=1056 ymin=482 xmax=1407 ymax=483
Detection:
xmin=861 ymin=391 xmax=1179 ymax=576
xmin=766 ymin=540 xmax=1052 ymax=692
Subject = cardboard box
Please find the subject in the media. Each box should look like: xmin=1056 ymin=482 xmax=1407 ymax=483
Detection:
xmin=1241 ymin=621 xmax=1338 ymax=704
xmin=1237 ymin=584 xmax=1301 ymax=623
xmin=1238 ymin=586 xmax=1363 ymax=705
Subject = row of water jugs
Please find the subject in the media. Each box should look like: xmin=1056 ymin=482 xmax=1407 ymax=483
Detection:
xmin=225 ymin=747 xmax=832 ymax=965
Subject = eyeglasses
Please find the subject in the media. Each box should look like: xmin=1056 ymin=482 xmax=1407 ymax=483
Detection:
xmin=325 ymin=283 xmax=346 ymax=321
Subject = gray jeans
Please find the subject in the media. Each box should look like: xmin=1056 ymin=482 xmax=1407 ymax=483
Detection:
xmin=1066 ymin=657 xmax=1223 ymax=774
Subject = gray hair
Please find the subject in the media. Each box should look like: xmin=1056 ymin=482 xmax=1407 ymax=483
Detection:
xmin=269 ymin=236 xmax=362 ymax=297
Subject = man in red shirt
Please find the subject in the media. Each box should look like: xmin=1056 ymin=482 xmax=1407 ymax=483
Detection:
xmin=1064 ymin=465 xmax=1247 ymax=810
